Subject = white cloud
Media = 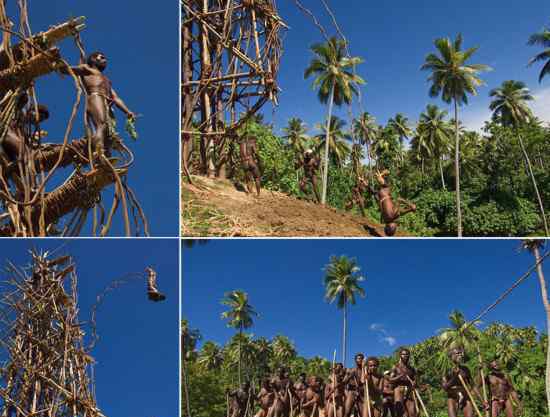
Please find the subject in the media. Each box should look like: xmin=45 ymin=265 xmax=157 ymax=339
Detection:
xmin=532 ymin=87 xmax=550 ymax=124
xmin=461 ymin=86 xmax=550 ymax=132
xmin=369 ymin=323 xmax=397 ymax=347
xmin=382 ymin=337 xmax=397 ymax=347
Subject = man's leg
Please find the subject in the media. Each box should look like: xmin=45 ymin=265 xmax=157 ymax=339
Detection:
xmin=311 ymin=176 xmax=321 ymax=203
xmin=393 ymin=389 xmax=405 ymax=417
xmin=251 ymin=161 xmax=261 ymax=196
xmin=504 ymin=399 xmax=514 ymax=417
xmin=396 ymin=198 xmax=416 ymax=217
xmin=447 ymin=399 xmax=458 ymax=417
xmin=405 ymin=398 xmax=417 ymax=417
xmin=463 ymin=401 xmax=474 ymax=417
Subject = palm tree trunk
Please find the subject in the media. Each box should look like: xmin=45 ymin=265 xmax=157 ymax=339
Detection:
xmin=518 ymin=133 xmax=549 ymax=236
xmin=439 ymin=158 xmax=446 ymax=190
xmin=239 ymin=325 xmax=242 ymax=386
xmin=533 ymin=245 xmax=550 ymax=415
xmin=321 ymin=82 xmax=336 ymax=205
xmin=182 ymin=358 xmax=192 ymax=417
xmin=342 ymin=301 xmax=347 ymax=366
xmin=454 ymin=98 xmax=463 ymax=237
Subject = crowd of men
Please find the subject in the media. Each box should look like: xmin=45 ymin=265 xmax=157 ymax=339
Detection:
xmin=227 ymin=349 xmax=522 ymax=417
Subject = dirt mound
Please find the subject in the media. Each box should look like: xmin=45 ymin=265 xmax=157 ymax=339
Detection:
xmin=182 ymin=176 xmax=408 ymax=237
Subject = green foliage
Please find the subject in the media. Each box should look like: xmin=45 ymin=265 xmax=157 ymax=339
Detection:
xmin=183 ymin=319 xmax=548 ymax=417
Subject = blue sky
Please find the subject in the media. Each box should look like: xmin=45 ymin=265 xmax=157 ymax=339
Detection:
xmin=182 ymin=239 xmax=548 ymax=366
xmin=261 ymin=0 xmax=550 ymax=135
xmin=9 ymin=1 xmax=179 ymax=236
xmin=0 ymin=239 xmax=179 ymax=417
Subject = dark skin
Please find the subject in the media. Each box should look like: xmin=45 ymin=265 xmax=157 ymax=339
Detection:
xmin=442 ymin=349 xmax=483 ymax=417
xmin=294 ymin=374 xmax=308 ymax=412
xmin=240 ymin=136 xmax=261 ymax=196
xmin=325 ymin=365 xmax=346 ymax=417
xmin=368 ymin=170 xmax=416 ymax=237
xmin=302 ymin=377 xmax=322 ymax=417
xmin=64 ymin=46 xmax=135 ymax=157
xmin=362 ymin=358 xmax=384 ymax=417
xmin=381 ymin=374 xmax=395 ymax=417
xmin=270 ymin=368 xmax=293 ymax=417
xmin=388 ymin=349 xmax=418 ymax=417
xmin=344 ymin=354 xmax=365 ymax=417
xmin=228 ymin=383 xmax=251 ymax=417
xmin=296 ymin=151 xmax=321 ymax=203
xmin=485 ymin=361 xmax=522 ymax=417
xmin=256 ymin=380 xmax=274 ymax=417
xmin=346 ymin=175 xmax=369 ymax=216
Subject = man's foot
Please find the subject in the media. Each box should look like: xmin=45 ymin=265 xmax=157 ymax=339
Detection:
xmin=148 ymin=289 xmax=166 ymax=302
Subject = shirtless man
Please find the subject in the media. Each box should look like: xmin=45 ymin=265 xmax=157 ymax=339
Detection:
xmin=368 ymin=170 xmax=416 ymax=237
xmin=388 ymin=348 xmax=418 ymax=417
xmin=344 ymin=353 xmax=365 ymax=417
xmin=485 ymin=359 xmax=522 ymax=417
xmin=256 ymin=378 xmax=275 ymax=417
xmin=271 ymin=367 xmax=293 ymax=417
xmin=294 ymin=373 xmax=308 ymax=414
xmin=64 ymin=44 xmax=135 ymax=158
xmin=362 ymin=357 xmax=384 ymax=417
xmin=240 ymin=135 xmax=261 ymax=196
xmin=4 ymin=98 xmax=50 ymax=162
xmin=381 ymin=372 xmax=395 ymax=417
xmin=302 ymin=376 xmax=323 ymax=417
xmin=296 ymin=149 xmax=321 ymax=203
xmin=145 ymin=267 xmax=166 ymax=302
xmin=442 ymin=348 xmax=484 ymax=417
xmin=228 ymin=381 xmax=252 ymax=417
xmin=346 ymin=175 xmax=369 ymax=217
xmin=325 ymin=364 xmax=345 ymax=417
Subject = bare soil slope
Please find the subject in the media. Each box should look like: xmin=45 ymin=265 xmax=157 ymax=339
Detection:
xmin=182 ymin=176 xmax=408 ymax=237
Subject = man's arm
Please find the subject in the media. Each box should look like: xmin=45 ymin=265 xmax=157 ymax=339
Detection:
xmin=111 ymin=88 xmax=135 ymax=118
xmin=58 ymin=63 xmax=93 ymax=77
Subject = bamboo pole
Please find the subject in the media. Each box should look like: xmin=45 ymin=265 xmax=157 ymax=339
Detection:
xmin=457 ymin=373 xmax=483 ymax=417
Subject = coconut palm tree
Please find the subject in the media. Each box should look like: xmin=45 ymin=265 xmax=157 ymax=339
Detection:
xmin=314 ymin=116 xmax=351 ymax=167
xmin=421 ymin=34 xmax=491 ymax=236
xmin=528 ymin=24 xmax=550 ymax=83
xmin=387 ymin=113 xmax=413 ymax=146
xmin=221 ymin=290 xmax=258 ymax=384
xmin=323 ymin=255 xmax=366 ymax=365
xmin=282 ymin=118 xmax=310 ymax=156
xmin=521 ymin=239 xmax=550 ymax=413
xmin=417 ymin=105 xmax=453 ymax=190
xmin=182 ymin=319 xmax=201 ymax=417
xmin=353 ymin=112 xmax=380 ymax=170
xmin=271 ymin=335 xmax=297 ymax=369
xmin=198 ymin=341 xmax=224 ymax=371
xmin=304 ymin=36 xmax=365 ymax=204
xmin=489 ymin=80 xmax=549 ymax=236
xmin=438 ymin=310 xmax=481 ymax=352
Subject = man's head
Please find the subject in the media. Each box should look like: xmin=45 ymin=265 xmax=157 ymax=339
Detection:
xmin=385 ymin=223 xmax=398 ymax=237
xmin=261 ymin=378 xmax=271 ymax=388
xmin=304 ymin=149 xmax=314 ymax=159
xmin=489 ymin=359 xmax=501 ymax=372
xmin=449 ymin=348 xmax=465 ymax=365
xmin=243 ymin=381 xmax=251 ymax=391
xmin=354 ymin=353 xmax=365 ymax=367
xmin=299 ymin=373 xmax=307 ymax=382
xmin=366 ymin=357 xmax=380 ymax=374
xmin=277 ymin=367 xmax=285 ymax=377
xmin=399 ymin=348 xmax=410 ymax=364
xmin=87 ymin=51 xmax=107 ymax=71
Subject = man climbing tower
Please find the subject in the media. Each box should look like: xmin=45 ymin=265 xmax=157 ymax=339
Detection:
xmin=63 ymin=36 xmax=135 ymax=158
